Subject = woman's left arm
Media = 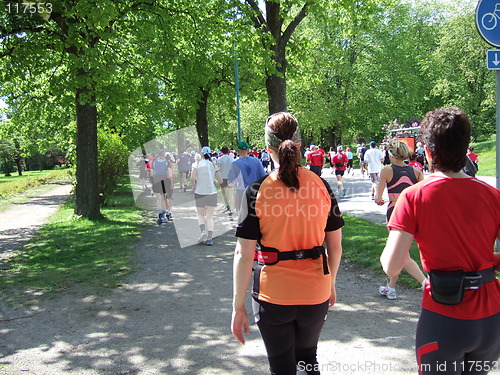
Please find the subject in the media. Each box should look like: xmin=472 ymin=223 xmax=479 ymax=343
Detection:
xmin=380 ymin=229 xmax=414 ymax=277
xmin=325 ymin=229 xmax=342 ymax=308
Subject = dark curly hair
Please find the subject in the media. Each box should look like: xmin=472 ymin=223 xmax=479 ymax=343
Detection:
xmin=420 ymin=108 xmax=471 ymax=173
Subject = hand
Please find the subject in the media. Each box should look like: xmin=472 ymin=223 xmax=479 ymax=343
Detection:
xmin=375 ymin=197 xmax=384 ymax=206
xmin=231 ymin=307 xmax=250 ymax=344
xmin=329 ymin=285 xmax=337 ymax=308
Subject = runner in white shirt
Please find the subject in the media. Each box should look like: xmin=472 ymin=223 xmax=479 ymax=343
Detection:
xmin=191 ymin=146 xmax=223 ymax=246
xmin=363 ymin=141 xmax=384 ymax=199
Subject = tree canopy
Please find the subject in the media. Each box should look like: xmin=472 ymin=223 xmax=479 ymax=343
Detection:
xmin=0 ymin=0 xmax=494 ymax=218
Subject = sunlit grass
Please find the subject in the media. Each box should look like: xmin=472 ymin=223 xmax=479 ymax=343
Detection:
xmin=0 ymin=176 xmax=145 ymax=302
xmin=342 ymin=215 xmax=422 ymax=288
xmin=471 ymin=136 xmax=496 ymax=176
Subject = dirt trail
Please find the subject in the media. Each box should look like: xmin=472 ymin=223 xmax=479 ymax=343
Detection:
xmin=1 ymin=173 xmax=497 ymax=374
xmin=0 ymin=182 xmax=73 ymax=262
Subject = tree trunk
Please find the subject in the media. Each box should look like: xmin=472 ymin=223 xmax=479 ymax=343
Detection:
xmin=266 ymin=68 xmax=287 ymax=114
xmin=196 ymin=88 xmax=210 ymax=148
xmin=260 ymin=1 xmax=308 ymax=115
xmin=74 ymin=80 xmax=101 ymax=220
xmin=15 ymin=158 xmax=23 ymax=176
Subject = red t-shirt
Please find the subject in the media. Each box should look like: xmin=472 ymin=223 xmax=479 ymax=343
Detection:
xmin=388 ymin=176 xmax=500 ymax=320
xmin=307 ymin=150 xmax=325 ymax=167
xmin=332 ymin=152 xmax=348 ymax=171
xmin=467 ymin=152 xmax=479 ymax=163
xmin=408 ymin=161 xmax=423 ymax=172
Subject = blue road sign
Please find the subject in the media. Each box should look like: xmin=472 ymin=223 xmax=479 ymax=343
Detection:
xmin=476 ymin=0 xmax=500 ymax=47
xmin=487 ymin=49 xmax=500 ymax=69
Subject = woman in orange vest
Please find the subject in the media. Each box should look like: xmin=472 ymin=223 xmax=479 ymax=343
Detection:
xmin=231 ymin=112 xmax=344 ymax=374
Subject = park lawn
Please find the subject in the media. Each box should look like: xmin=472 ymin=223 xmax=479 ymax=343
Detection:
xmin=471 ymin=135 xmax=496 ymax=176
xmin=0 ymin=169 xmax=72 ymax=203
xmin=0 ymin=177 xmax=145 ymax=302
xmin=342 ymin=215 xmax=423 ymax=289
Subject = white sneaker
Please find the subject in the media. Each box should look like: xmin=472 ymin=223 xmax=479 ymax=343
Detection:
xmin=379 ymin=284 xmax=397 ymax=300
xmin=197 ymin=232 xmax=207 ymax=244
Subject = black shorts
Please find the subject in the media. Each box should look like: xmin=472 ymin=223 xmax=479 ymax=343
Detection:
xmin=347 ymin=159 xmax=353 ymax=168
xmin=152 ymin=176 xmax=173 ymax=198
xmin=335 ymin=169 xmax=345 ymax=176
xmin=310 ymin=165 xmax=322 ymax=177
xmin=416 ymin=309 xmax=500 ymax=374
xmin=194 ymin=193 xmax=217 ymax=207
xmin=220 ymin=179 xmax=229 ymax=189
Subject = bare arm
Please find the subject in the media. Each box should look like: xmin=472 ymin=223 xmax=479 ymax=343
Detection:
xmin=374 ymin=167 xmax=391 ymax=205
xmin=215 ymin=170 xmax=223 ymax=186
xmin=380 ymin=229 xmax=414 ymax=277
xmin=325 ymin=229 xmax=342 ymax=307
xmin=231 ymin=238 xmax=257 ymax=344
xmin=190 ymin=168 xmax=197 ymax=190
xmin=415 ymin=169 xmax=424 ymax=182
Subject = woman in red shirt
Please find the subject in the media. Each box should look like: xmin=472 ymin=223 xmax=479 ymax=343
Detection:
xmin=381 ymin=108 xmax=500 ymax=375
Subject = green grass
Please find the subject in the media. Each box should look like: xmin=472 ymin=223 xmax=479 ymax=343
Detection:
xmin=0 ymin=169 xmax=72 ymax=201
xmin=0 ymin=176 xmax=145 ymax=303
xmin=471 ymin=135 xmax=496 ymax=176
xmin=342 ymin=215 xmax=423 ymax=288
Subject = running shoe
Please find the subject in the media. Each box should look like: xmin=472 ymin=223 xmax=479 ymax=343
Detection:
xmin=157 ymin=213 xmax=163 ymax=226
xmin=379 ymin=284 xmax=397 ymax=300
xmin=205 ymin=238 xmax=213 ymax=246
xmin=197 ymin=232 xmax=207 ymax=244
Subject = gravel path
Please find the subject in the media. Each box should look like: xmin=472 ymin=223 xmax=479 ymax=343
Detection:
xmin=0 ymin=172 xmax=497 ymax=375
xmin=0 ymin=182 xmax=73 ymax=262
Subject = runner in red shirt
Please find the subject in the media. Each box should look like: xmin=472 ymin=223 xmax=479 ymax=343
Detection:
xmin=467 ymin=146 xmax=479 ymax=171
xmin=332 ymin=146 xmax=348 ymax=197
xmin=380 ymin=108 xmax=500 ymax=375
xmin=307 ymin=145 xmax=325 ymax=177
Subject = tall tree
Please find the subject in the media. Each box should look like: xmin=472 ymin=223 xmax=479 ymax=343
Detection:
xmin=0 ymin=1 xmax=175 ymax=219
xmin=240 ymin=0 xmax=311 ymax=114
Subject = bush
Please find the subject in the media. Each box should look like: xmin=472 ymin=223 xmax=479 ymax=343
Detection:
xmin=98 ymin=131 xmax=129 ymax=206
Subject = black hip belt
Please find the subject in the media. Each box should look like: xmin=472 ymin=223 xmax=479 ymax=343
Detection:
xmin=429 ymin=267 xmax=496 ymax=305
xmin=462 ymin=267 xmax=496 ymax=289
xmin=256 ymin=245 xmax=329 ymax=275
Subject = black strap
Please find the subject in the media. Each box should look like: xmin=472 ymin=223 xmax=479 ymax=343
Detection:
xmin=260 ymin=245 xmax=329 ymax=275
xmin=463 ymin=267 xmax=496 ymax=289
